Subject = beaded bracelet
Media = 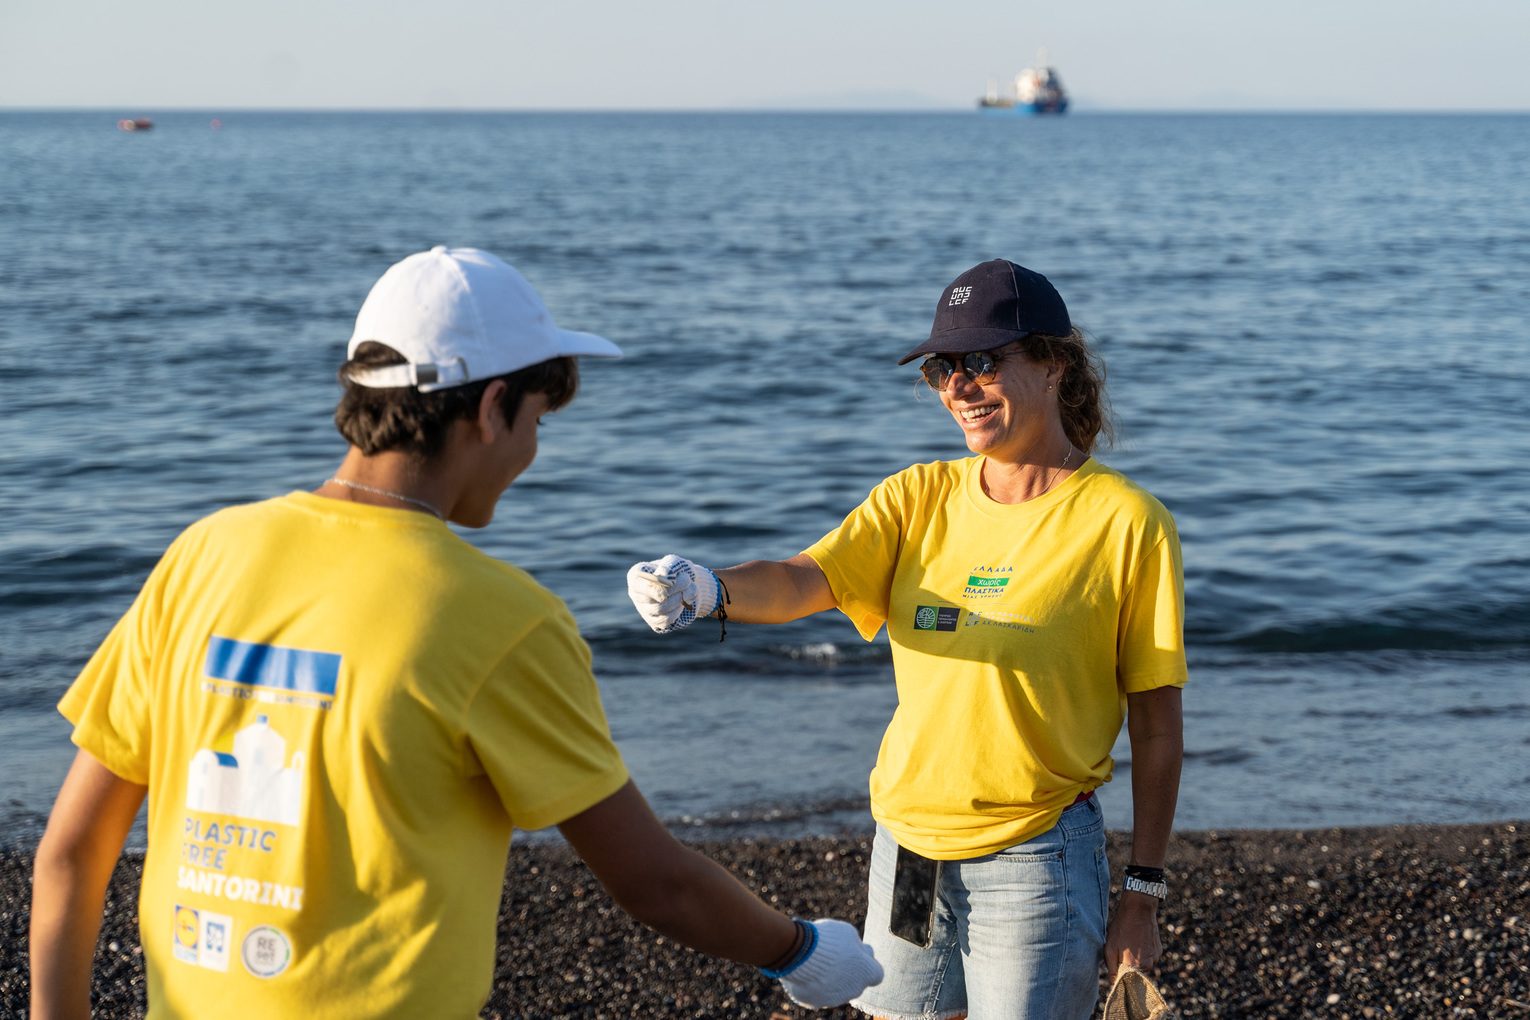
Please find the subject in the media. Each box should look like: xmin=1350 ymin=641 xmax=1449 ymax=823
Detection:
xmin=714 ymin=573 xmax=732 ymax=643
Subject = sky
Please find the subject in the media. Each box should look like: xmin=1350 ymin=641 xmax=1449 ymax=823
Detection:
xmin=3 ymin=0 xmax=1528 ymax=112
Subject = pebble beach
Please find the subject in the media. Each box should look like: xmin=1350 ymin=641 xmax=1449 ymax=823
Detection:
xmin=4 ymin=822 xmax=1525 ymax=1018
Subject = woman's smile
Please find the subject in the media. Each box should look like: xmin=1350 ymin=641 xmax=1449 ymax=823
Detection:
xmin=956 ymin=401 xmax=1001 ymax=425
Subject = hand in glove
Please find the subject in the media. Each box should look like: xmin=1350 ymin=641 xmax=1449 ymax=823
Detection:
xmin=768 ymin=918 xmax=884 ymax=1010
xmin=626 ymin=554 xmax=722 ymax=633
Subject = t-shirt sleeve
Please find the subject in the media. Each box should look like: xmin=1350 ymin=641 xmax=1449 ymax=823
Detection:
xmin=57 ymin=544 xmax=180 ymax=785
xmin=464 ymin=602 xmax=628 ymax=831
xmin=802 ymin=475 xmax=906 ymax=641
xmin=1116 ymin=524 xmax=1189 ymax=694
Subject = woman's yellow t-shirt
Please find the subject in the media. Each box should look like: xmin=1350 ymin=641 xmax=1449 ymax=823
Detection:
xmin=805 ymin=457 xmax=1186 ymax=860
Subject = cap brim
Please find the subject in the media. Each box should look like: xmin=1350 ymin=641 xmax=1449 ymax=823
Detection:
xmin=555 ymin=328 xmax=623 ymax=360
xmin=896 ymin=327 xmax=1028 ymax=365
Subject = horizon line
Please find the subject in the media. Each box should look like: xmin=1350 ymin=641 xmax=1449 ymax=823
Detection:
xmin=4 ymin=105 xmax=1528 ymax=116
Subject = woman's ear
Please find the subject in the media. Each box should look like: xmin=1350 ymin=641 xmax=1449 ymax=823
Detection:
xmin=475 ymin=379 xmax=510 ymax=442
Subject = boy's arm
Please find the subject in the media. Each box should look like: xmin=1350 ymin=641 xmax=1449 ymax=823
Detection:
xmin=558 ymin=780 xmax=798 ymax=965
xmin=562 ymin=781 xmax=882 ymax=1009
xmin=30 ymin=749 xmax=147 ymax=1020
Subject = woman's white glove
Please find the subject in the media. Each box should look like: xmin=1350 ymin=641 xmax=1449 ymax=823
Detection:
xmin=626 ymin=554 xmax=721 ymax=633
xmin=777 ymin=919 xmax=884 ymax=1009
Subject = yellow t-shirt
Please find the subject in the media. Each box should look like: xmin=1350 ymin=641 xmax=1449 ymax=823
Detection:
xmin=60 ymin=492 xmax=629 ymax=1018
xmin=804 ymin=457 xmax=1186 ymax=860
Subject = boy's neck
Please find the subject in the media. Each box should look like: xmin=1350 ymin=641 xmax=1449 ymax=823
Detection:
xmin=318 ymin=448 xmax=456 ymax=521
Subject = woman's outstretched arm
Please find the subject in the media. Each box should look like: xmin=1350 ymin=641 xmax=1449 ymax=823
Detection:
xmin=713 ymin=553 xmax=837 ymax=624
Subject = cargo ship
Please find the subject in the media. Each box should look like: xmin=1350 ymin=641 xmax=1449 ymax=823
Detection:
xmin=978 ymin=52 xmax=1069 ymax=115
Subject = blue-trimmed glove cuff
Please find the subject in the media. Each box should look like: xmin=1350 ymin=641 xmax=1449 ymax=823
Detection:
xmin=759 ymin=919 xmax=817 ymax=979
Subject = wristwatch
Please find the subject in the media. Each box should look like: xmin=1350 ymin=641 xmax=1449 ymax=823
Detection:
xmin=1119 ymin=868 xmax=1162 ymax=899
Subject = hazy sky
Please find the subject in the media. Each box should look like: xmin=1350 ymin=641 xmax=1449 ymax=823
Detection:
xmin=4 ymin=0 xmax=1528 ymax=111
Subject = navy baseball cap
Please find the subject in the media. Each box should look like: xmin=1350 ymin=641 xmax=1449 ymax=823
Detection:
xmin=897 ymin=259 xmax=1072 ymax=365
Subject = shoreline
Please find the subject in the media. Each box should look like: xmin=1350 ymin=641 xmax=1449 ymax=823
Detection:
xmin=4 ymin=821 xmax=1525 ymax=1018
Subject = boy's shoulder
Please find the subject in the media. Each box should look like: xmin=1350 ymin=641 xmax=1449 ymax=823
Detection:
xmin=177 ymin=493 xmax=563 ymax=606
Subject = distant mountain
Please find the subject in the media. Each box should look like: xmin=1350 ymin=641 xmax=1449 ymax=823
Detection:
xmin=731 ymin=89 xmax=951 ymax=110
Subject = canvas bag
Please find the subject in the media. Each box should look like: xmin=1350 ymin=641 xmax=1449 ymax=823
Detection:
xmin=1102 ymin=966 xmax=1174 ymax=1020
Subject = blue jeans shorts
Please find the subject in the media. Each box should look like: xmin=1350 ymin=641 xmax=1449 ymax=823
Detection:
xmin=850 ymin=796 xmax=1109 ymax=1020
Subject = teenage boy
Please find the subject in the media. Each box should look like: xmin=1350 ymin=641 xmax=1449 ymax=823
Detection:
xmin=29 ymin=246 xmax=882 ymax=1018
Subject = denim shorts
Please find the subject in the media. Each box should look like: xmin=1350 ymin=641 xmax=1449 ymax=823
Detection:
xmin=850 ymin=796 xmax=1109 ymax=1020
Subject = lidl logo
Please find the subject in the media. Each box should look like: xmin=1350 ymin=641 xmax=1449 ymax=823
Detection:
xmin=175 ymin=906 xmax=199 ymax=951
xmin=913 ymin=605 xmax=960 ymax=631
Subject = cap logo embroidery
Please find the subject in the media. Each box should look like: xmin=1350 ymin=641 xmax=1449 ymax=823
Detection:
xmin=948 ymin=286 xmax=973 ymax=307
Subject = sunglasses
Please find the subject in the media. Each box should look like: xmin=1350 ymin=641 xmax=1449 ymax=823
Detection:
xmin=918 ymin=349 xmax=1017 ymax=390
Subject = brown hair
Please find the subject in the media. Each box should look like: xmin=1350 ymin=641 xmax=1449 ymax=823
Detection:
xmin=334 ymin=342 xmax=579 ymax=457
xmin=1018 ymin=329 xmax=1114 ymax=454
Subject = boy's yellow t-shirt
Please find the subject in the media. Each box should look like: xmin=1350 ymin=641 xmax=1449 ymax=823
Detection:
xmin=59 ymin=492 xmax=629 ymax=1018
xmin=805 ymin=457 xmax=1186 ymax=860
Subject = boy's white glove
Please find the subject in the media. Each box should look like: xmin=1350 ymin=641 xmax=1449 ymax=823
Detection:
xmin=776 ymin=919 xmax=884 ymax=1009
xmin=626 ymin=554 xmax=721 ymax=633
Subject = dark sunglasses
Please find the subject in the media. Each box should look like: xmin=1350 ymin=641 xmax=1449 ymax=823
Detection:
xmin=918 ymin=349 xmax=1016 ymax=390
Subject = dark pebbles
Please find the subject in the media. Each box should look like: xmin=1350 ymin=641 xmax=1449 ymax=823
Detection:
xmin=4 ymin=823 xmax=1526 ymax=1018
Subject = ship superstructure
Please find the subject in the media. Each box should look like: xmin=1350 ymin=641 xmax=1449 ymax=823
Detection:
xmin=978 ymin=51 xmax=1069 ymax=115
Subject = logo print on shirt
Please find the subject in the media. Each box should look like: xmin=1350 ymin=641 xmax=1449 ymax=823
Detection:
xmin=175 ymin=906 xmax=199 ymax=951
xmin=173 ymin=904 xmax=232 ymax=972
xmin=964 ymin=569 xmax=1012 ymax=600
xmin=948 ymin=286 xmax=973 ymax=306
xmin=913 ymin=606 xmax=960 ymax=631
xmin=203 ymin=635 xmax=341 ymax=711
xmin=241 ymin=925 xmax=292 ymax=979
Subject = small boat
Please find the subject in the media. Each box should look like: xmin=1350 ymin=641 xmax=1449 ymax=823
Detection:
xmin=978 ymin=51 xmax=1069 ymax=115
xmin=118 ymin=118 xmax=154 ymax=132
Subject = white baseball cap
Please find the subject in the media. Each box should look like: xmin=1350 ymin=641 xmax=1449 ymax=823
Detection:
xmin=346 ymin=245 xmax=622 ymax=392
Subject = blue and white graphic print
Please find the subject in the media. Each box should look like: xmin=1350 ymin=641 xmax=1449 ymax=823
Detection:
xmin=186 ymin=715 xmax=305 ymax=826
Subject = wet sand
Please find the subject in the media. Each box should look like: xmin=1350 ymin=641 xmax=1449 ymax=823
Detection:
xmin=3 ymin=822 xmax=1526 ymax=1018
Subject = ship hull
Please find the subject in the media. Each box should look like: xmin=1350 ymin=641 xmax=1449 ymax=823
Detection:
xmin=977 ymin=100 xmax=1068 ymax=116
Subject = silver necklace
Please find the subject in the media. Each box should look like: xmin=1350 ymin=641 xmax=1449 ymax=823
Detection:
xmin=324 ymin=477 xmax=444 ymax=520
xmin=1037 ymin=446 xmax=1076 ymax=499
xmin=984 ymin=444 xmax=1077 ymax=503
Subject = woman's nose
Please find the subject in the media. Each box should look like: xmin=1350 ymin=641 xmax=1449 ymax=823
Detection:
xmin=944 ymin=369 xmax=981 ymax=396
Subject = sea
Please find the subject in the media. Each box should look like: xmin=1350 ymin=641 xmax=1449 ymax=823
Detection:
xmin=2 ymin=111 xmax=1527 ymax=849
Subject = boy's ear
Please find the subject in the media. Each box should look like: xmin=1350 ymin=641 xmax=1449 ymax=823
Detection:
xmin=475 ymin=380 xmax=510 ymax=441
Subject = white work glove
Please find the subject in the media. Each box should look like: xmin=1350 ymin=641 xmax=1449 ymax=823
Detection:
xmin=626 ymin=554 xmax=721 ymax=633
xmin=775 ymin=919 xmax=884 ymax=1010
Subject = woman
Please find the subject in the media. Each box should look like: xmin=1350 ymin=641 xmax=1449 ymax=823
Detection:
xmin=628 ymin=259 xmax=1185 ymax=1020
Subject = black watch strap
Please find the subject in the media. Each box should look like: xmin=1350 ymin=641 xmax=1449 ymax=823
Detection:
xmin=1123 ymin=864 xmax=1168 ymax=900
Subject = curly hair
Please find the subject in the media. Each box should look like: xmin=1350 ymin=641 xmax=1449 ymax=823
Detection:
xmin=334 ymin=342 xmax=579 ymax=457
xmin=1017 ymin=329 xmax=1114 ymax=454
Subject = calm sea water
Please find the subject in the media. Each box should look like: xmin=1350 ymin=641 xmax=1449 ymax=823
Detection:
xmin=2 ymin=111 xmax=1528 ymax=847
